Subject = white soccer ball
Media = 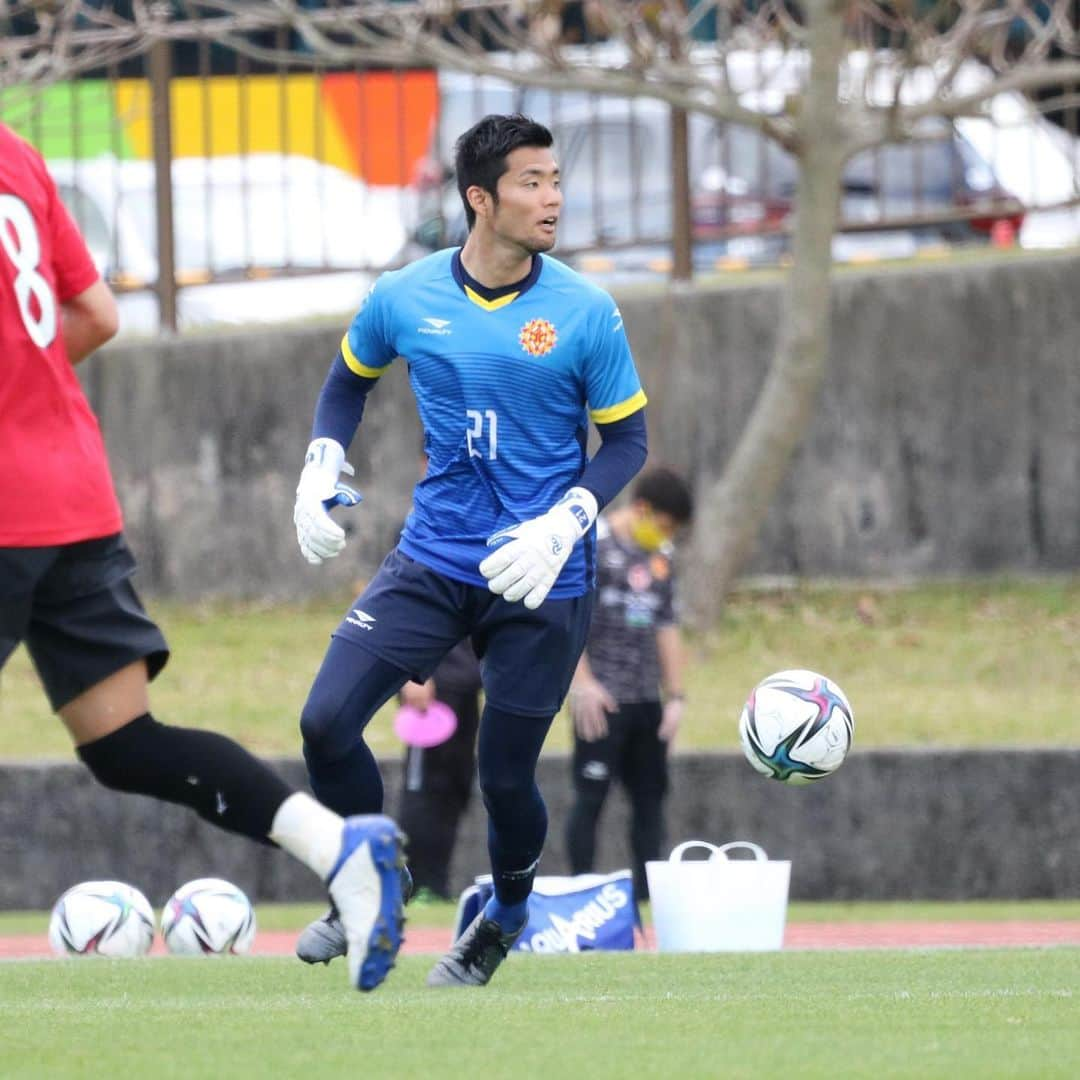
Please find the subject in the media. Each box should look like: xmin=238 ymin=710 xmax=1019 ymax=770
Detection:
xmin=738 ymin=669 xmax=855 ymax=785
xmin=161 ymin=878 xmax=256 ymax=956
xmin=48 ymin=880 xmax=156 ymax=957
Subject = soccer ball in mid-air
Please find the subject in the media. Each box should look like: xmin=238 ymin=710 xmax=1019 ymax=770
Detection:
xmin=48 ymin=880 xmax=156 ymax=957
xmin=161 ymin=878 xmax=256 ymax=956
xmin=738 ymin=669 xmax=855 ymax=785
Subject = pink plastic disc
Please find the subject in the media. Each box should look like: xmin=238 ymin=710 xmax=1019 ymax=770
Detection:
xmin=393 ymin=700 xmax=458 ymax=748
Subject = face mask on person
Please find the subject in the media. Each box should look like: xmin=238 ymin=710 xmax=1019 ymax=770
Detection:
xmin=630 ymin=511 xmax=668 ymax=553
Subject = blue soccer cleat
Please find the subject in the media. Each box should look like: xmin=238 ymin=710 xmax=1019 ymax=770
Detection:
xmin=326 ymin=814 xmax=406 ymax=992
xmin=296 ymin=865 xmax=413 ymax=966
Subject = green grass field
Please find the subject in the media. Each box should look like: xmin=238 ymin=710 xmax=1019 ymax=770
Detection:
xmin=1 ymin=577 xmax=1077 ymax=760
xmin=2 ymin=948 xmax=1078 ymax=1079
xmin=4 ymin=901 xmax=1079 ymax=1076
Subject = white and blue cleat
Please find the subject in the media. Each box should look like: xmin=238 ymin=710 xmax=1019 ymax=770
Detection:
xmin=326 ymin=814 xmax=406 ymax=992
xmin=296 ymin=865 xmax=413 ymax=966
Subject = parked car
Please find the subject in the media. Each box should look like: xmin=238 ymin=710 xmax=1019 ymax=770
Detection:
xmin=414 ymin=90 xmax=1024 ymax=269
xmin=953 ymin=98 xmax=1080 ymax=250
xmin=50 ymin=155 xmax=415 ymax=333
xmin=411 ymin=53 xmax=1080 ymax=271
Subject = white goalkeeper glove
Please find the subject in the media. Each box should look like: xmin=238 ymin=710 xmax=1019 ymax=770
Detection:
xmin=293 ymin=438 xmax=362 ymax=565
xmin=479 ymin=487 xmax=599 ymax=609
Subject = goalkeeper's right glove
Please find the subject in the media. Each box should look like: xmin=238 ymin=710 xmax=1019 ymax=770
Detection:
xmin=478 ymin=486 xmax=598 ymax=609
xmin=293 ymin=438 xmax=362 ymax=565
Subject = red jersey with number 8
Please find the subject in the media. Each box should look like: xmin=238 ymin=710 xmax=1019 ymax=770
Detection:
xmin=0 ymin=123 xmax=122 ymax=546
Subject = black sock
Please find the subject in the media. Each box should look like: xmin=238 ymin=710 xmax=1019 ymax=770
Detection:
xmin=77 ymin=713 xmax=293 ymax=843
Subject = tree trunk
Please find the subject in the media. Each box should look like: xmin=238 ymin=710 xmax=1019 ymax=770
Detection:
xmin=687 ymin=0 xmax=848 ymax=627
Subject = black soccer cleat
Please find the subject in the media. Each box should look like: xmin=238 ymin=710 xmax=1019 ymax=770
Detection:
xmin=425 ymin=912 xmax=524 ymax=988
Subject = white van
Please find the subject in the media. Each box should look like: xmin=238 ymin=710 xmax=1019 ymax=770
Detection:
xmin=51 ymin=154 xmax=416 ymax=334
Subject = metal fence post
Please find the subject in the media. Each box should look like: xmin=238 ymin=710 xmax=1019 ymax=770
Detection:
xmin=149 ymin=36 xmax=178 ymax=333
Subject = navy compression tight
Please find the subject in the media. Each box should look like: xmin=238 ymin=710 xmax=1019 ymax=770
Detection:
xmin=300 ymin=635 xmax=554 ymax=903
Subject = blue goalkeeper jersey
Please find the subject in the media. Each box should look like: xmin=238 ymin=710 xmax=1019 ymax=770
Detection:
xmin=340 ymin=248 xmax=646 ymax=597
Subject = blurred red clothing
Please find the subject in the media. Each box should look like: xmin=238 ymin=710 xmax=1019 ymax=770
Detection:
xmin=0 ymin=123 xmax=122 ymax=546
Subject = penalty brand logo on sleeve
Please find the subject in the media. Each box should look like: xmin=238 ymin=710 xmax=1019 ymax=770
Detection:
xmin=418 ymin=317 xmax=452 ymax=335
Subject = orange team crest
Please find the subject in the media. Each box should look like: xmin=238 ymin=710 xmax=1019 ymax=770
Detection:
xmin=519 ymin=318 xmax=558 ymax=357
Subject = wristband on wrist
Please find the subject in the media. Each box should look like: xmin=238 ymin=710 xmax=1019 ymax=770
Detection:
xmin=554 ymin=486 xmax=599 ymax=538
xmin=304 ymin=437 xmax=345 ymax=473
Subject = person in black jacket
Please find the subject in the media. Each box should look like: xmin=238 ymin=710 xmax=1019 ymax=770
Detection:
xmin=397 ymin=639 xmax=484 ymax=901
xmin=564 ymin=466 xmax=694 ymax=900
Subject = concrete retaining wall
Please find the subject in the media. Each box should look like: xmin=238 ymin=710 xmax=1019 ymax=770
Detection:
xmin=85 ymin=252 xmax=1080 ymax=600
xmin=4 ymin=749 xmax=1078 ymax=910
xmin=25 ymin=257 xmax=1075 ymax=912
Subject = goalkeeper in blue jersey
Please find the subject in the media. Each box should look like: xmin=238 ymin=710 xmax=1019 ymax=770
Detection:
xmin=292 ymin=114 xmax=648 ymax=987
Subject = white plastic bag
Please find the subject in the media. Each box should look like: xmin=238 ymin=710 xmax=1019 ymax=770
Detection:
xmin=645 ymin=840 xmax=791 ymax=952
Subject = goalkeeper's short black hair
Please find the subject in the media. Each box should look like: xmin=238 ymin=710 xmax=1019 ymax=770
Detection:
xmin=454 ymin=114 xmax=555 ymax=229
xmin=634 ymin=466 xmax=694 ymax=525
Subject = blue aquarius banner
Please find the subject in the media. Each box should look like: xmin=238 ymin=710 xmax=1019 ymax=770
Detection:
xmin=454 ymin=871 xmax=638 ymax=953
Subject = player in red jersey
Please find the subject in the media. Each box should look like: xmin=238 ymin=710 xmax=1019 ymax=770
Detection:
xmin=0 ymin=123 xmax=405 ymax=992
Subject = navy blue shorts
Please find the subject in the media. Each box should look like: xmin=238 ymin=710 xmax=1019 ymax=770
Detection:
xmin=0 ymin=534 xmax=170 ymax=711
xmin=333 ymin=548 xmax=593 ymax=718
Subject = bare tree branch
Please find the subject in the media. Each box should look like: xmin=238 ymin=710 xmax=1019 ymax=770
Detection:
xmin=2 ymin=0 xmax=1077 ymax=144
xmin=3 ymin=1 xmax=1076 ymax=159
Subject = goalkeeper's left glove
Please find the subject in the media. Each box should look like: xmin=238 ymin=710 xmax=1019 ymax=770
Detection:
xmin=293 ymin=438 xmax=362 ymax=565
xmin=478 ymin=487 xmax=598 ymax=609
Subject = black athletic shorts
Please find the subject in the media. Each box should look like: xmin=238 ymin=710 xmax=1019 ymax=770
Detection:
xmin=0 ymin=533 xmax=169 ymax=711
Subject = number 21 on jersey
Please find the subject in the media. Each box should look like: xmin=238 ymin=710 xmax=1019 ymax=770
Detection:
xmin=466 ymin=408 xmax=498 ymax=460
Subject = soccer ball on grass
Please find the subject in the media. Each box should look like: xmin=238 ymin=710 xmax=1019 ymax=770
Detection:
xmin=48 ymin=880 xmax=156 ymax=957
xmin=161 ymin=877 xmax=256 ymax=955
xmin=738 ymin=669 xmax=854 ymax=784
